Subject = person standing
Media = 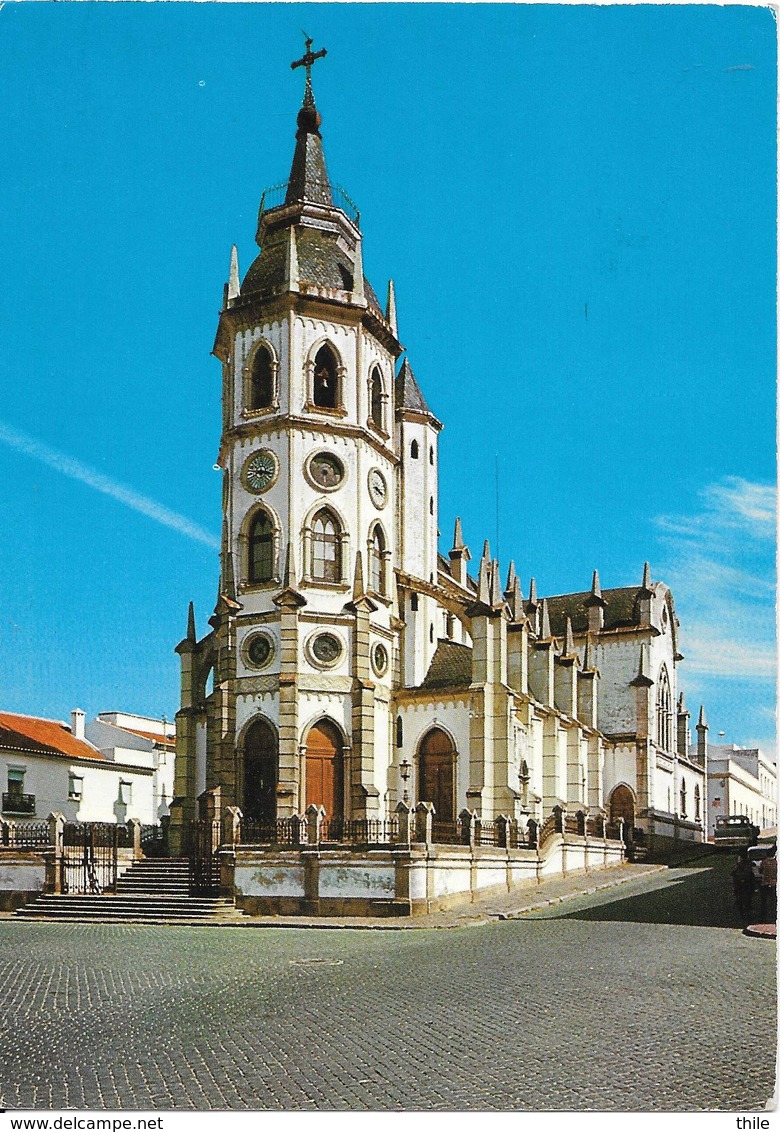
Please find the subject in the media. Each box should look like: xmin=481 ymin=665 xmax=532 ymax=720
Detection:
xmin=732 ymin=850 xmax=755 ymax=922
xmin=758 ymin=845 xmax=777 ymax=921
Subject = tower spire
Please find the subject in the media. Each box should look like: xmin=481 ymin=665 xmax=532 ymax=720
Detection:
xmin=286 ymin=36 xmax=332 ymax=207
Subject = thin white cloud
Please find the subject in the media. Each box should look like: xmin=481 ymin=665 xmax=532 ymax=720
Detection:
xmin=0 ymin=420 xmax=219 ymax=551
xmin=654 ymin=476 xmax=776 ymax=686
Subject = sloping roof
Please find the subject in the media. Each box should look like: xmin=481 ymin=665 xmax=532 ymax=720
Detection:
xmin=242 ymin=228 xmax=382 ymax=313
xmin=395 ymin=358 xmax=432 ymax=413
xmin=116 ymin=726 xmax=175 ymax=748
xmin=420 ymin=640 xmax=473 ymax=691
xmin=0 ymin=712 xmax=105 ymax=762
xmin=543 ymin=586 xmax=643 ymax=636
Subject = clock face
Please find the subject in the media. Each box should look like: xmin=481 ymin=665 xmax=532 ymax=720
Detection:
xmin=244 ymin=450 xmax=278 ymax=493
xmin=368 ymin=469 xmax=387 ymax=509
xmin=309 ymin=452 xmax=344 ymax=490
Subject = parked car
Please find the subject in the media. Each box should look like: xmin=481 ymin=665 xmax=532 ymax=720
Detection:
xmin=713 ymin=815 xmax=759 ymax=849
xmin=748 ymin=843 xmax=776 ymax=881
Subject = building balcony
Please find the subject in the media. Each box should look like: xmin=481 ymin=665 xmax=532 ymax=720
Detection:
xmin=2 ymin=792 xmax=35 ymax=815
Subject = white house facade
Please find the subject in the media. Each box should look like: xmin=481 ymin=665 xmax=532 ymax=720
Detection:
xmin=706 ymin=744 xmax=777 ymax=837
xmin=0 ymin=710 xmax=174 ymax=827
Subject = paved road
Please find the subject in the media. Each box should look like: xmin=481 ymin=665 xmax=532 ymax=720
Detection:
xmin=0 ymin=854 xmax=774 ymax=1111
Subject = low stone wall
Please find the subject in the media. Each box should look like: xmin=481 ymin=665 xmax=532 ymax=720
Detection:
xmin=0 ymin=851 xmax=47 ymax=910
xmin=230 ymin=833 xmax=624 ymax=917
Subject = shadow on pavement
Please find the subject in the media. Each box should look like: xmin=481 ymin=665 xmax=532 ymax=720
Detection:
xmin=559 ymin=853 xmax=766 ymax=930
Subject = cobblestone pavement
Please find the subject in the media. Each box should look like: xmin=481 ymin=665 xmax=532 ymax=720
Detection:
xmin=0 ymin=854 xmax=774 ymax=1112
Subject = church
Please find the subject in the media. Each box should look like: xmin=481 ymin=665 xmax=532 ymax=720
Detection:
xmin=168 ymin=44 xmax=706 ymax=866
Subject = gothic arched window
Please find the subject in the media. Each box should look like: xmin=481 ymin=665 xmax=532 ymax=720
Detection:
xmin=680 ymin=778 xmax=687 ymax=818
xmin=656 ymin=666 xmax=673 ymax=752
xmin=369 ymin=525 xmax=386 ymax=594
xmin=694 ymin=783 xmax=701 ymax=821
xmin=410 ymin=439 xmax=419 ymax=459
xmin=395 ymin=716 xmax=404 ymax=748
xmin=248 ymin=510 xmax=274 ymax=584
xmin=249 ymin=344 xmax=273 ymax=410
xmin=313 ymin=344 xmax=339 ymax=410
xmin=369 ymin=367 xmax=384 ymax=431
xmin=311 ymin=509 xmax=342 ymax=582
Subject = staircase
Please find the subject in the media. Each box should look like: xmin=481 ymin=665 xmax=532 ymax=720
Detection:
xmin=15 ymin=858 xmax=235 ymax=923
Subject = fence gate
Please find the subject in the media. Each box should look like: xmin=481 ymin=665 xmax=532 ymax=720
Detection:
xmin=62 ymin=822 xmax=119 ymax=894
xmin=188 ymin=819 xmax=221 ymax=895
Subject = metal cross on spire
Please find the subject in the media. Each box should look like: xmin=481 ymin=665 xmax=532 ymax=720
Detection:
xmin=291 ymin=34 xmax=327 ymax=108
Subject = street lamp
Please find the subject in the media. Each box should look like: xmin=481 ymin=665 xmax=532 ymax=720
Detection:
xmin=399 ymin=759 xmax=411 ymax=805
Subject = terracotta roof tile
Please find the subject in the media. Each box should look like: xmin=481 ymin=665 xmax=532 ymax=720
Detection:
xmin=119 ymin=726 xmax=175 ymax=747
xmin=0 ymin=712 xmax=104 ymax=762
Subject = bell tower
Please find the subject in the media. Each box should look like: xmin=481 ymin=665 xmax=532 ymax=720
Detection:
xmin=170 ymin=42 xmax=406 ymax=848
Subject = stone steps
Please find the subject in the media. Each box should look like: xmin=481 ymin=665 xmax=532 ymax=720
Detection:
xmin=16 ymin=856 xmax=233 ymax=923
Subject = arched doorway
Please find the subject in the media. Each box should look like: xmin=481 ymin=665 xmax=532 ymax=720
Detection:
xmin=243 ymin=718 xmax=277 ymax=822
xmin=305 ymin=720 xmax=344 ymax=820
xmin=609 ymin=784 xmax=635 ymax=832
xmin=418 ymin=728 xmax=455 ymax=823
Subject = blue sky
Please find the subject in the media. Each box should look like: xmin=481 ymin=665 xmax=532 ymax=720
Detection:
xmin=0 ymin=3 xmax=775 ymax=754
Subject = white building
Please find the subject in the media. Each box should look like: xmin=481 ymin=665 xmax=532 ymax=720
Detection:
xmin=706 ymin=743 xmax=777 ymax=836
xmin=0 ymin=710 xmax=174 ymax=826
xmin=169 ymin=48 xmax=707 ymax=854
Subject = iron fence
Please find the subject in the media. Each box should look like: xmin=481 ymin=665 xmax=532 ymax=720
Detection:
xmin=188 ymin=819 xmax=221 ymax=894
xmin=140 ymin=823 xmax=166 ymax=857
xmin=320 ymin=818 xmax=402 ymax=844
xmin=241 ymin=818 xmax=305 ymax=846
xmin=1 ymin=821 xmax=51 ymax=849
xmin=258 ymin=179 xmax=360 ymax=225
xmin=431 ymin=821 xmax=466 ymax=845
xmin=61 ymin=822 xmax=118 ymax=894
xmin=475 ymin=821 xmax=499 ymax=847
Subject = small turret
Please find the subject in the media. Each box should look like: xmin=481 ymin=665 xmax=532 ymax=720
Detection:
xmin=228 ymin=245 xmax=240 ymax=302
xmin=186 ymin=601 xmax=196 ymax=644
xmin=677 ymin=692 xmax=691 ymax=758
xmin=585 ymin=568 xmax=606 ymax=632
xmin=696 ymin=704 xmax=709 ymax=766
xmin=386 ymin=279 xmax=398 ymax=337
xmin=448 ymin=517 xmax=471 ymax=587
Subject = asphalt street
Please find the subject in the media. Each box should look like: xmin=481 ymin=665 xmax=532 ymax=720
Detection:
xmin=0 ymin=853 xmax=774 ymax=1111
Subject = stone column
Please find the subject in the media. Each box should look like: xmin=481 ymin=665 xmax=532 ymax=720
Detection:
xmin=395 ymin=801 xmax=411 ymax=847
xmin=46 ymin=812 xmax=65 ymax=894
xmin=414 ymin=802 xmax=434 ymax=845
xmin=127 ymin=818 xmax=142 ymax=860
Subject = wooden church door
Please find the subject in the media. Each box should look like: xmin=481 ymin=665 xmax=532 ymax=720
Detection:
xmin=305 ymin=720 xmax=344 ymax=820
xmin=419 ymin=728 xmax=455 ymax=823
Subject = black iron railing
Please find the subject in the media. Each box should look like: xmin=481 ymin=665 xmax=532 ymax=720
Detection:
xmin=431 ymin=821 xmax=466 ymax=845
xmin=1 ymin=821 xmax=50 ymax=848
xmin=241 ymin=818 xmax=305 ymax=846
xmin=258 ymin=180 xmax=360 ymax=226
xmin=2 ymin=793 xmax=35 ymax=815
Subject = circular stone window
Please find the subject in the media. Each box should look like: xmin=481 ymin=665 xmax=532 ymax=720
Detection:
xmin=307 ymin=451 xmax=345 ymax=491
xmin=244 ymin=632 xmax=274 ymax=670
xmin=309 ymin=632 xmax=343 ymax=668
xmin=372 ymin=642 xmax=389 ymax=677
